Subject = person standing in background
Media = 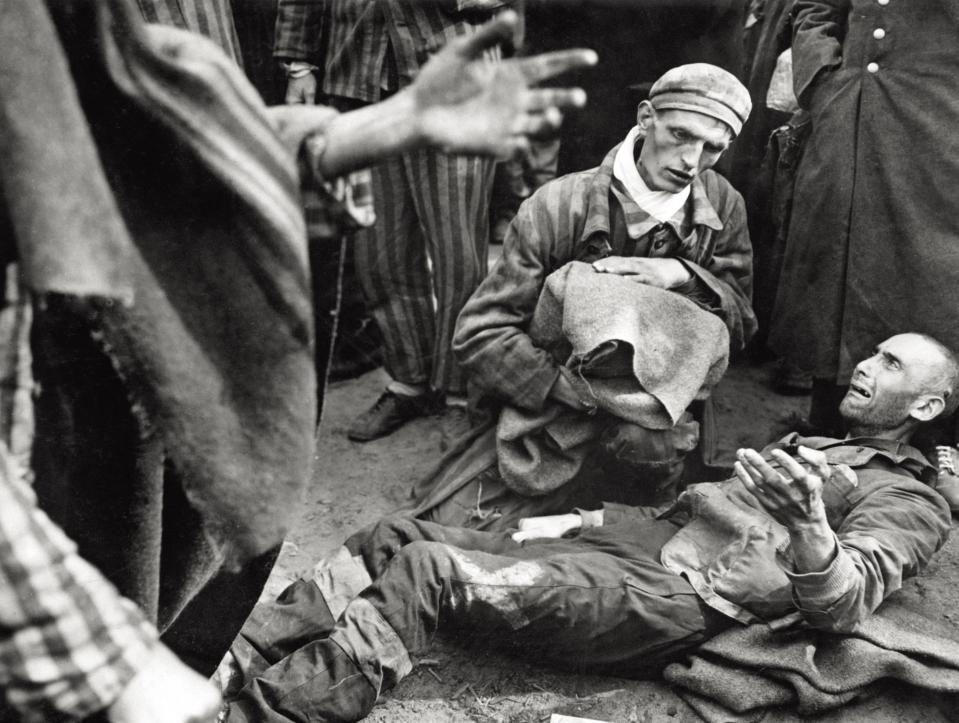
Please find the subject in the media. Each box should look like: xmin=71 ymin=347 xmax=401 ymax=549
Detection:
xmin=277 ymin=0 xmax=515 ymax=442
xmin=770 ymin=0 xmax=959 ymax=442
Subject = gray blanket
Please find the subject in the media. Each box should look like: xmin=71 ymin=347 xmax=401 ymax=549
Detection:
xmin=497 ymin=261 xmax=728 ymax=495
xmin=664 ymin=595 xmax=959 ymax=722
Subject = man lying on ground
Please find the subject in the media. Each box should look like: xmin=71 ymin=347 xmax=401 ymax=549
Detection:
xmin=410 ymin=63 xmax=756 ymax=530
xmin=225 ymin=332 xmax=956 ymax=722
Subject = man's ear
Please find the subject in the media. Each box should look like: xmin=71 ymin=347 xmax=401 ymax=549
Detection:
xmin=909 ymin=394 xmax=946 ymax=423
xmin=636 ymin=101 xmax=655 ymax=136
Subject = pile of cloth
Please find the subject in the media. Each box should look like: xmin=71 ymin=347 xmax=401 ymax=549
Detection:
xmin=496 ymin=261 xmax=729 ymax=494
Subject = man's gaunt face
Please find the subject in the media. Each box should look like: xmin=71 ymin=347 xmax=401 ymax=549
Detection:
xmin=635 ymin=106 xmax=732 ymax=193
xmin=840 ymin=334 xmax=944 ymax=430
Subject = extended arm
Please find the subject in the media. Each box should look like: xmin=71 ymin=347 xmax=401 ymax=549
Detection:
xmin=305 ymin=13 xmax=593 ymax=177
xmin=736 ymin=446 xmax=950 ymax=632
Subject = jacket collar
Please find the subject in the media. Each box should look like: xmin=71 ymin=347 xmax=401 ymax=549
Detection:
xmin=579 ymin=142 xmax=724 ymax=245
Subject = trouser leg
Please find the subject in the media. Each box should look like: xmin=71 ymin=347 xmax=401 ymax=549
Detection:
xmin=354 ymin=155 xmax=433 ymax=386
xmin=232 ymin=518 xmax=723 ymax=722
xmin=406 ymin=148 xmax=494 ymax=393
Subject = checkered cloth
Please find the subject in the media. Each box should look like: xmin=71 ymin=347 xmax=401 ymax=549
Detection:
xmin=0 ymin=445 xmax=157 ymax=721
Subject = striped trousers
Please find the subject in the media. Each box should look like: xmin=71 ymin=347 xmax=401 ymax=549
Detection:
xmin=357 ymin=148 xmax=494 ymax=394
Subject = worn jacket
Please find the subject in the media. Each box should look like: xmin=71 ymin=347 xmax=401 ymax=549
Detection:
xmin=454 ymin=143 xmax=756 ymax=412
xmin=274 ymin=0 xmax=509 ymax=103
xmin=599 ymin=435 xmax=951 ymax=632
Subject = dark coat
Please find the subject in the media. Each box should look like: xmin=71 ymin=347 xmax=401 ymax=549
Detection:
xmin=770 ymin=0 xmax=959 ymax=380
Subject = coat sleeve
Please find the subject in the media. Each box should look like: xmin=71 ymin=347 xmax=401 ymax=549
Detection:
xmin=452 ymin=189 xmax=566 ymax=411
xmin=682 ymin=187 xmax=757 ymax=351
xmin=791 ymin=0 xmax=850 ymax=107
xmin=784 ymin=477 xmax=951 ymax=632
xmin=274 ymin=0 xmax=324 ymax=62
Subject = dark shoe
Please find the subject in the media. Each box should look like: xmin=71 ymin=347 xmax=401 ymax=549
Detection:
xmin=347 ymin=389 xmax=443 ymax=442
xmin=934 ymin=446 xmax=959 ymax=513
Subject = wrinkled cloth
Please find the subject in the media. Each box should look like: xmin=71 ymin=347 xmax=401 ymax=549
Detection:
xmin=0 ymin=0 xmax=360 ymax=650
xmin=664 ymin=594 xmax=959 ymax=722
xmin=496 ymin=261 xmax=729 ymax=495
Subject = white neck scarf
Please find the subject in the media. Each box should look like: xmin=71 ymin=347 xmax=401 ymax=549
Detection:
xmin=612 ymin=126 xmax=690 ymax=223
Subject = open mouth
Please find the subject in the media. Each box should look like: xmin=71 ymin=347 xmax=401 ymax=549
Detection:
xmin=848 ymin=380 xmax=872 ymax=399
xmin=666 ymin=169 xmax=692 ymax=183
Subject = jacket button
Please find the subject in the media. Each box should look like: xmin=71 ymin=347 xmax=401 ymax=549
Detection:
xmin=873 ymin=28 xmax=886 ymax=39
xmin=877 ymin=0 xmax=889 ymax=5
xmin=867 ymin=62 xmax=879 ymax=73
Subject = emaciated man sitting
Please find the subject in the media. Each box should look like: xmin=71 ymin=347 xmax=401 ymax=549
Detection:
xmin=225 ymin=333 xmax=959 ymax=721
xmin=410 ymin=63 xmax=757 ymax=531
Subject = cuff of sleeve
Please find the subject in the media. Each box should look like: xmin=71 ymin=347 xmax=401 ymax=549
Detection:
xmin=782 ymin=537 xmax=857 ymax=610
xmin=601 ymin=502 xmax=637 ymax=526
xmin=512 ymin=364 xmax=562 ymax=412
xmin=575 ymin=508 xmax=604 ymax=528
xmin=301 ymin=133 xmax=376 ymax=238
xmin=283 ymin=61 xmax=318 ymax=79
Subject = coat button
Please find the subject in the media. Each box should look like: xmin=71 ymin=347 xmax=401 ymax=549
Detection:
xmin=873 ymin=27 xmax=886 ymax=39
xmin=867 ymin=62 xmax=879 ymax=73
xmin=877 ymin=0 xmax=889 ymax=5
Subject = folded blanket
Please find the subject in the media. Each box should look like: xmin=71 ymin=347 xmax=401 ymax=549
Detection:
xmin=497 ymin=262 xmax=728 ymax=495
xmin=663 ymin=594 xmax=959 ymax=722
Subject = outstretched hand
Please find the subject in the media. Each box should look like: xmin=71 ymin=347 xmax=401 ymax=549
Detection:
xmin=734 ymin=446 xmax=829 ymax=529
xmin=412 ymin=11 xmax=596 ymax=158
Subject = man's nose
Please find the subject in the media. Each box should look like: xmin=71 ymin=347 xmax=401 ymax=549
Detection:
xmin=680 ymin=143 xmax=703 ymax=170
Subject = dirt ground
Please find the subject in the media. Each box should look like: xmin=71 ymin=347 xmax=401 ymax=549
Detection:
xmin=266 ymin=361 xmax=959 ymax=723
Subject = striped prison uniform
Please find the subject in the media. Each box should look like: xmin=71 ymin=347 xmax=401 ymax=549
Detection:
xmin=135 ymin=0 xmax=243 ymax=67
xmin=276 ymin=0 xmax=512 ymax=392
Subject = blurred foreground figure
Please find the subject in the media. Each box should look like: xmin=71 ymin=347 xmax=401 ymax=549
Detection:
xmin=0 ymin=0 xmax=593 ymax=700
xmin=226 ymin=334 xmax=957 ymax=722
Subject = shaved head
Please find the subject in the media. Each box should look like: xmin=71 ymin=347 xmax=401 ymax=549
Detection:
xmin=841 ymin=333 xmax=959 ymax=437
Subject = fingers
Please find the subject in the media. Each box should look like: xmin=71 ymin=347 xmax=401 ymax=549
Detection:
xmin=510 ymin=107 xmax=564 ymax=137
xmin=524 ymin=87 xmax=588 ymax=113
xmin=454 ymin=10 xmax=520 ymax=59
xmin=770 ymin=449 xmax=809 ymax=482
xmin=517 ymin=48 xmax=599 ymax=84
xmin=797 ymin=445 xmax=832 ymax=479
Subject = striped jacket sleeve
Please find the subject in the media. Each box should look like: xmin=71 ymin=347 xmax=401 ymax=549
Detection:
xmin=0 ymin=447 xmax=158 ymax=721
xmin=453 ymin=180 xmax=579 ymax=411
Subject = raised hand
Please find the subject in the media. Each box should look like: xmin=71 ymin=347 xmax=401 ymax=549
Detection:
xmin=412 ymin=11 xmax=596 ymax=158
xmin=735 ymin=445 xmax=837 ymax=572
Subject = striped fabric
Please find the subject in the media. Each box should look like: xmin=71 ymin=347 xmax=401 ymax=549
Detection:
xmin=135 ymin=0 xmax=244 ymax=67
xmin=356 ymin=150 xmax=494 ymax=392
xmin=275 ymin=0 xmax=508 ymax=102
xmin=0 ymin=445 xmax=157 ymax=721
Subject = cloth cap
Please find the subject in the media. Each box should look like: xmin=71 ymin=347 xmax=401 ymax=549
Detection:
xmin=649 ymin=63 xmax=751 ymax=136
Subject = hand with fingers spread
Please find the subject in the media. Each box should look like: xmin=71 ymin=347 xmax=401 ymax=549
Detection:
xmin=411 ymin=10 xmax=596 ymax=158
xmin=734 ymin=445 xmax=838 ymax=573
xmin=591 ymin=256 xmax=692 ymax=289
xmin=512 ymin=513 xmax=583 ymax=542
